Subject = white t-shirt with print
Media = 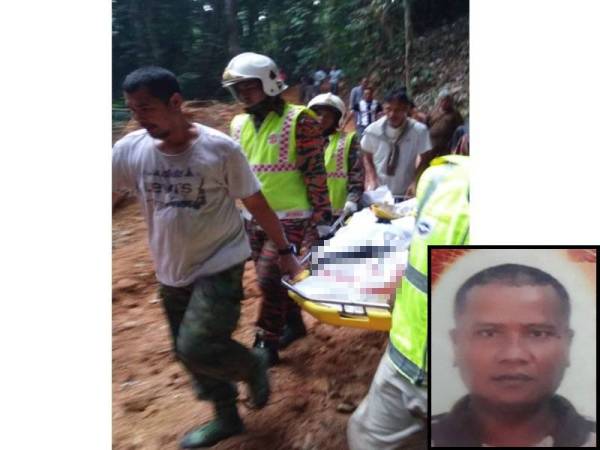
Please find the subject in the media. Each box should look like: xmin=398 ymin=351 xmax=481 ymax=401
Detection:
xmin=112 ymin=123 xmax=261 ymax=287
xmin=361 ymin=116 xmax=432 ymax=196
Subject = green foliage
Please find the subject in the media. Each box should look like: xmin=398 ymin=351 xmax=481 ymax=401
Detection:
xmin=112 ymin=0 xmax=468 ymax=101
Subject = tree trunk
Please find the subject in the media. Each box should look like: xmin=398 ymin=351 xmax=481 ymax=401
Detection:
xmin=141 ymin=0 xmax=162 ymax=62
xmin=128 ymin=0 xmax=148 ymax=62
xmin=404 ymin=0 xmax=413 ymax=93
xmin=379 ymin=4 xmax=394 ymax=50
xmin=224 ymin=0 xmax=240 ymax=57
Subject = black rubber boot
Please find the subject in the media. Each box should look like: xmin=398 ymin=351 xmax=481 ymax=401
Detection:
xmin=252 ymin=332 xmax=280 ymax=366
xmin=247 ymin=347 xmax=271 ymax=408
xmin=278 ymin=310 xmax=307 ymax=349
xmin=180 ymin=404 xmax=244 ymax=448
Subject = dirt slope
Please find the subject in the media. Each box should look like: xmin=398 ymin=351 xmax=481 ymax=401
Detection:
xmin=112 ymin=197 xmax=425 ymax=450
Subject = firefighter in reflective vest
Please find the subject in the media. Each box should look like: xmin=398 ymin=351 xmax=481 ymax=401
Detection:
xmin=347 ymin=154 xmax=470 ymax=450
xmin=222 ymin=53 xmax=333 ymax=365
xmin=307 ymin=93 xmax=364 ymax=218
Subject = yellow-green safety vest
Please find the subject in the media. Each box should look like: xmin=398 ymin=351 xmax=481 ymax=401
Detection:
xmin=324 ymin=131 xmax=355 ymax=215
xmin=230 ymin=103 xmax=313 ymax=219
xmin=388 ymin=154 xmax=470 ymax=385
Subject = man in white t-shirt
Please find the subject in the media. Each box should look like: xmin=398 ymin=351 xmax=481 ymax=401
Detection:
xmin=112 ymin=66 xmax=302 ymax=449
xmin=361 ymin=88 xmax=432 ymax=198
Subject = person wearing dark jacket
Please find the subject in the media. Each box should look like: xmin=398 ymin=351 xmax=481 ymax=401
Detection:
xmin=426 ymin=88 xmax=464 ymax=156
xmin=432 ymin=395 xmax=596 ymax=447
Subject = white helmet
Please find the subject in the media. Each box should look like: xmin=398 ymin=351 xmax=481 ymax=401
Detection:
xmin=222 ymin=52 xmax=288 ymax=96
xmin=308 ymin=93 xmax=346 ymax=126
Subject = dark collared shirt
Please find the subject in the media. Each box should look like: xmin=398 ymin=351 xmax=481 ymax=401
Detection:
xmin=431 ymin=395 xmax=596 ymax=447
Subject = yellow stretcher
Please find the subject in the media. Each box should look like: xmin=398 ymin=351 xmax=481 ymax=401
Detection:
xmin=283 ymin=270 xmax=393 ymax=331
xmin=282 ymin=203 xmax=413 ymax=332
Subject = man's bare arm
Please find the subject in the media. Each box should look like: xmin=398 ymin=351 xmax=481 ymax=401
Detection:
xmin=362 ymin=152 xmax=378 ymax=191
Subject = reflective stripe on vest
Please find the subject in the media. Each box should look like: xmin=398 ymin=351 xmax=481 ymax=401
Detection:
xmin=325 ymin=131 xmax=354 ymax=214
xmin=402 ymin=164 xmax=455 ymax=295
xmin=231 ymin=107 xmax=297 ymax=173
xmin=388 ymin=339 xmax=424 ymax=384
xmin=326 ymin=132 xmax=348 ymax=179
xmin=404 ymin=262 xmax=427 ymax=294
xmin=251 ymin=107 xmax=296 ymax=173
xmin=388 ymin=155 xmax=470 ymax=385
xmin=231 ymin=117 xmax=244 ymax=143
xmin=231 ymin=104 xmax=313 ymax=214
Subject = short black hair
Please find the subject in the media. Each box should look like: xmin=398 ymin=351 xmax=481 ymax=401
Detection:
xmin=384 ymin=87 xmax=412 ymax=105
xmin=454 ymin=263 xmax=571 ymax=321
xmin=122 ymin=66 xmax=181 ymax=103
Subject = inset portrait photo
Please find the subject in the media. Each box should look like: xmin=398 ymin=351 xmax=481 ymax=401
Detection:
xmin=429 ymin=247 xmax=596 ymax=447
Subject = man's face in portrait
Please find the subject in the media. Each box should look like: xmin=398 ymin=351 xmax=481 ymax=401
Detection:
xmin=451 ymin=282 xmax=574 ymax=410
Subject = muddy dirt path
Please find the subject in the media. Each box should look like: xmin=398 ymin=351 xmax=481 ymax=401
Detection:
xmin=112 ymin=186 xmax=596 ymax=450
xmin=112 ymin=198 xmax=390 ymax=450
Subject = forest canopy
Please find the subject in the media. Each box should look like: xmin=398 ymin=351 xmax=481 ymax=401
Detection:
xmin=112 ymin=0 xmax=468 ymax=101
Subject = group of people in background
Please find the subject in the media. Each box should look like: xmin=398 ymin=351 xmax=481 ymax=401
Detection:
xmin=303 ymin=71 xmax=467 ymax=140
xmin=112 ymin=51 xmax=471 ymax=449
xmin=301 ymin=71 xmax=468 ymax=201
xmin=300 ymin=66 xmax=469 ymax=206
xmin=300 ymin=65 xmax=345 ymax=103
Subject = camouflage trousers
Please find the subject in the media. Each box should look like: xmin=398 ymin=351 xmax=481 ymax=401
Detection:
xmin=245 ymin=219 xmax=308 ymax=343
xmin=159 ymin=262 xmax=259 ymax=408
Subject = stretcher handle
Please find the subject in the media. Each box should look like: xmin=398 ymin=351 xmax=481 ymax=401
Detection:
xmin=299 ymin=251 xmax=312 ymax=266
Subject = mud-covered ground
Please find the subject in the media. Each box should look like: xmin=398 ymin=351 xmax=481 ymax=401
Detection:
xmin=112 ymin=197 xmax=421 ymax=450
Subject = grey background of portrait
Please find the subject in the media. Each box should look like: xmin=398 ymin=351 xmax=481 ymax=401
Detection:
xmin=431 ymin=249 xmax=596 ymax=419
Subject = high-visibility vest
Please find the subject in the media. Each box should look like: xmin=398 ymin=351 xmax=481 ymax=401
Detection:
xmin=230 ymin=103 xmax=313 ymax=219
xmin=388 ymin=154 xmax=470 ymax=385
xmin=324 ymin=131 xmax=355 ymax=215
